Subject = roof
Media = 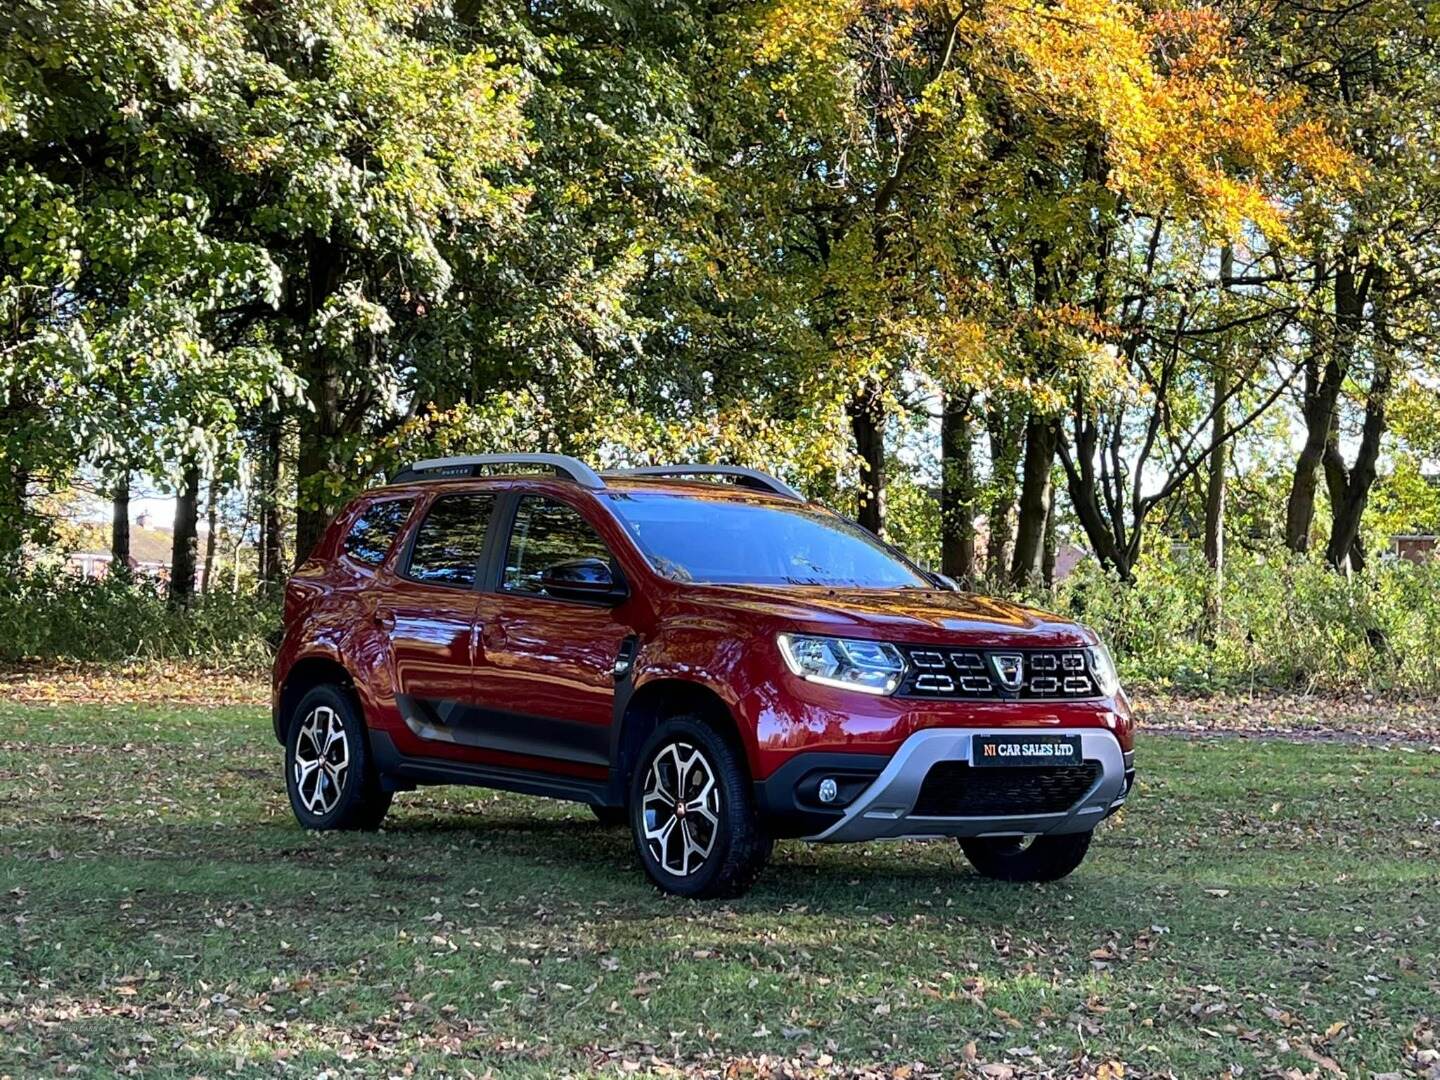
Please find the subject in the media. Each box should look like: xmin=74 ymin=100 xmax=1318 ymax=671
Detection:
xmin=70 ymin=525 xmax=186 ymax=565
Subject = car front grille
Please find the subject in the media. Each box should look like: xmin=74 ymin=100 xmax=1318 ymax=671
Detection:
xmin=911 ymin=761 xmax=1102 ymax=817
xmin=896 ymin=646 xmax=1100 ymax=700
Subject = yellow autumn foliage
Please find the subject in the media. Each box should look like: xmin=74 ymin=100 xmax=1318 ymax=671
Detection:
xmin=752 ymin=0 xmax=1350 ymax=238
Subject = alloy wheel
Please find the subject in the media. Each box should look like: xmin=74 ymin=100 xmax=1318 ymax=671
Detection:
xmin=641 ymin=741 xmax=721 ymax=876
xmin=293 ymin=705 xmax=350 ymax=817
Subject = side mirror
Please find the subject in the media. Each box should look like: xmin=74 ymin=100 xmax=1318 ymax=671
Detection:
xmin=539 ymin=557 xmax=627 ymax=603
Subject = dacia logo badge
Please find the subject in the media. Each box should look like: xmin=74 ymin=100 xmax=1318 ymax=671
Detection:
xmin=992 ymin=653 xmax=1025 ymax=692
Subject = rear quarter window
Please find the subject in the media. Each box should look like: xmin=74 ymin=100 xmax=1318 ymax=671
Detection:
xmin=343 ymin=499 xmax=414 ymax=566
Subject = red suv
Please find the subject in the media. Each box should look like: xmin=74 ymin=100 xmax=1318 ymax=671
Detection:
xmin=273 ymin=455 xmax=1134 ymax=897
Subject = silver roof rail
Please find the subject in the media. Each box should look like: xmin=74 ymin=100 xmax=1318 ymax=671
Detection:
xmin=604 ymin=464 xmax=804 ymax=501
xmin=391 ymin=453 xmax=605 ymax=489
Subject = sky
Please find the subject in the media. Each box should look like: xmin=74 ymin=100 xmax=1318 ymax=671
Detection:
xmin=76 ymin=488 xmax=178 ymax=530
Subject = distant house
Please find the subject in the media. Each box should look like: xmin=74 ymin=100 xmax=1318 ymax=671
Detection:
xmin=1392 ymin=534 xmax=1439 ymax=564
xmin=65 ymin=512 xmax=195 ymax=584
xmin=1052 ymin=543 xmax=1088 ymax=581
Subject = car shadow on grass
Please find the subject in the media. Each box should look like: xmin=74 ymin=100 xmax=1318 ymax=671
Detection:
xmin=371 ymin=808 xmax=1111 ymax=913
xmin=8 ymin=800 xmax=1124 ymax=924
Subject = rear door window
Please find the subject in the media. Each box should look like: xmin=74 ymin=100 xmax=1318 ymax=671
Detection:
xmin=405 ymin=493 xmax=496 ymax=588
xmin=343 ymin=499 xmax=414 ymax=566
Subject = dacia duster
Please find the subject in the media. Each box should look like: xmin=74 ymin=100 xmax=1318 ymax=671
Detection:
xmin=273 ymin=455 xmax=1135 ymax=897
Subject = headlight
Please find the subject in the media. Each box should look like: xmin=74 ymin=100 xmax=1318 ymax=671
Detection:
xmin=776 ymin=633 xmax=906 ymax=695
xmin=1086 ymin=642 xmax=1121 ymax=697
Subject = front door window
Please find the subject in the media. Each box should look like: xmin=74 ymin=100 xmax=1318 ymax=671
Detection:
xmin=503 ymin=496 xmax=614 ymax=596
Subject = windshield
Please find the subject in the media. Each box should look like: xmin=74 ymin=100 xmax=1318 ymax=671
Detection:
xmin=607 ymin=491 xmax=930 ymax=588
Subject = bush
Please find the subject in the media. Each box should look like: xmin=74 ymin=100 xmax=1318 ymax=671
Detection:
xmin=0 ymin=567 xmax=279 ymax=669
xmin=1044 ymin=547 xmax=1440 ymax=693
xmin=9 ymin=546 xmax=1440 ymax=693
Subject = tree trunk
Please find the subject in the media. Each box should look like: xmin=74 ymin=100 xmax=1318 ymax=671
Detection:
xmin=848 ymin=382 xmax=886 ymax=536
xmin=1203 ymin=251 xmax=1231 ymax=644
xmin=169 ymin=462 xmax=202 ymax=608
xmin=940 ymin=391 xmax=976 ymax=583
xmin=293 ymin=237 xmax=346 ymax=567
xmin=1285 ymin=254 xmax=1362 ymax=553
xmin=1041 ymin=494 xmax=1058 ymax=590
xmin=294 ymin=405 xmax=336 ymax=565
xmin=0 ymin=397 xmax=31 ymax=565
xmin=1203 ymin=366 xmax=1227 ymax=644
xmin=260 ymin=415 xmax=284 ymax=584
xmin=1206 ymin=258 xmax=1230 ymax=575
xmin=202 ymin=479 xmax=219 ymax=593
xmin=984 ymin=402 xmax=1020 ymax=582
xmin=1058 ymin=455 xmax=1132 ymax=581
xmin=1319 ymin=416 xmax=1364 ymax=569
xmin=1319 ymin=279 xmax=1388 ymax=576
xmin=1326 ymin=362 xmax=1393 ymax=572
xmin=1285 ymin=419 xmax=1329 ymax=554
xmin=1011 ymin=414 xmax=1056 ymax=587
xmin=0 ymin=469 xmax=24 ymax=563
xmin=257 ymin=501 xmax=270 ymax=586
xmin=111 ymin=473 xmax=131 ymax=572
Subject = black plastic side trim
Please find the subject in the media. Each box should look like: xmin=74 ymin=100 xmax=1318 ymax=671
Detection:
xmin=397 ymin=694 xmax=610 ymax=767
xmin=370 ymin=730 xmax=610 ymax=806
xmin=754 ymin=750 xmax=890 ymax=838
xmin=604 ymin=656 xmax=640 ymax=806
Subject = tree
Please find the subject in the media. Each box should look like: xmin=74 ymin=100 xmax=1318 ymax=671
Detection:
xmin=686 ymin=0 xmax=1339 ymax=570
xmin=1239 ymin=0 xmax=1440 ymax=570
xmin=2 ymin=1 xmax=299 ymax=575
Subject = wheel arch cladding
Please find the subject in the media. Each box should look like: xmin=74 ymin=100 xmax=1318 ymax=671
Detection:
xmin=613 ymin=678 xmax=747 ymax=788
xmin=276 ymin=655 xmax=356 ymax=743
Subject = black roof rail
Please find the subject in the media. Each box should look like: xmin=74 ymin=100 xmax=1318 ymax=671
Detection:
xmin=604 ymin=464 xmax=804 ymax=501
xmin=391 ymin=453 xmax=605 ymax=489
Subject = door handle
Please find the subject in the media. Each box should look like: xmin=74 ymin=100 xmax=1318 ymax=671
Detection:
xmin=372 ymin=609 xmax=396 ymax=632
xmin=470 ymin=620 xmax=503 ymax=665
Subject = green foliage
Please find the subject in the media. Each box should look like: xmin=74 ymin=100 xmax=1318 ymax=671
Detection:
xmin=0 ymin=567 xmax=278 ymax=667
xmin=1047 ymin=547 xmax=1440 ymax=693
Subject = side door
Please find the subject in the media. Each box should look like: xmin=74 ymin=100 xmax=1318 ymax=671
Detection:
xmin=470 ymin=494 xmax=637 ymax=772
xmin=373 ymin=491 xmax=497 ymax=746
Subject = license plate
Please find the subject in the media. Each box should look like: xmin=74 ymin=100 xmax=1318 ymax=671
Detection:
xmin=972 ymin=733 xmax=1083 ymax=767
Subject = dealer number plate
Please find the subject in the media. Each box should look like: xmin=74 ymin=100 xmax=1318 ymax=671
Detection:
xmin=972 ymin=733 xmax=1083 ymax=767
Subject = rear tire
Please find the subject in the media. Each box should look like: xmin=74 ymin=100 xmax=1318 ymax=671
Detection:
xmin=629 ymin=716 xmax=771 ymax=898
xmin=284 ymin=685 xmax=392 ymax=832
xmin=960 ymin=830 xmax=1092 ymax=882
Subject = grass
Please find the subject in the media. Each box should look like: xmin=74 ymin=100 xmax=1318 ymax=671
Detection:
xmin=1 ymin=702 xmax=1436 ymax=1078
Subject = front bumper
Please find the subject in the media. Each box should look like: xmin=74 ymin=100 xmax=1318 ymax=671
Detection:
xmin=757 ymin=727 xmax=1133 ymax=842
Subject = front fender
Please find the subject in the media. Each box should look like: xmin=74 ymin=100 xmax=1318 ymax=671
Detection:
xmin=626 ymin=617 xmax=785 ymax=778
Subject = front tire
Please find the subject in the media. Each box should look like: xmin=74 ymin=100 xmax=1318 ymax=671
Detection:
xmin=284 ymin=685 xmax=392 ymax=832
xmin=629 ymin=717 xmax=771 ymax=898
xmin=960 ymin=830 xmax=1093 ymax=882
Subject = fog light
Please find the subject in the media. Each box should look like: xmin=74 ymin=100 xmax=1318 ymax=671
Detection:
xmin=817 ymin=777 xmax=839 ymax=804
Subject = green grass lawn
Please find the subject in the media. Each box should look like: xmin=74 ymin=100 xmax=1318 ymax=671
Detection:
xmin=1 ymin=703 xmax=1436 ymax=1078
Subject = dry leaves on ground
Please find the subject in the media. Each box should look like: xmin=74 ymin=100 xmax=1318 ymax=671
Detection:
xmin=1134 ymin=688 xmax=1440 ymax=743
xmin=0 ymin=661 xmax=268 ymax=706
